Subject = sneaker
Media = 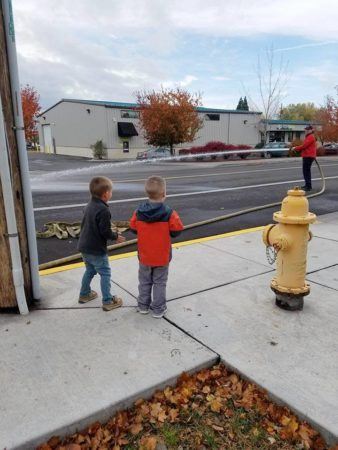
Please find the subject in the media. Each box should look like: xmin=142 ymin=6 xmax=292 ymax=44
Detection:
xmin=78 ymin=290 xmax=98 ymax=304
xmin=137 ymin=307 xmax=150 ymax=314
xmin=304 ymin=187 xmax=312 ymax=192
xmin=152 ymin=308 xmax=168 ymax=319
xmin=102 ymin=297 xmax=123 ymax=311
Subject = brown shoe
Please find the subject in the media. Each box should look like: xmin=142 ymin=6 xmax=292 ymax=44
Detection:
xmin=78 ymin=290 xmax=98 ymax=303
xmin=102 ymin=297 xmax=123 ymax=311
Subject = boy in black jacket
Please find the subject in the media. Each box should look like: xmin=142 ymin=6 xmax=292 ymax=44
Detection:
xmin=78 ymin=176 xmax=125 ymax=311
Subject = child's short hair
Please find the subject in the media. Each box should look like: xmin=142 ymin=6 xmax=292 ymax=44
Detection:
xmin=89 ymin=176 xmax=113 ymax=197
xmin=145 ymin=176 xmax=166 ymax=200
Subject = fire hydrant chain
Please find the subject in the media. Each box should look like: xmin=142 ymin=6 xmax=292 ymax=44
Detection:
xmin=266 ymin=245 xmax=278 ymax=265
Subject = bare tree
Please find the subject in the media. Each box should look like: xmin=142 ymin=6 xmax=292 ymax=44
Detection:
xmin=244 ymin=46 xmax=289 ymax=144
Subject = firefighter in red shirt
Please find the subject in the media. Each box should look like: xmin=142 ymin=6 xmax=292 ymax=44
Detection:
xmin=292 ymin=125 xmax=317 ymax=192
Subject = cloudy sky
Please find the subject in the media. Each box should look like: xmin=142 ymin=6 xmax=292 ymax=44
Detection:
xmin=13 ymin=0 xmax=338 ymax=111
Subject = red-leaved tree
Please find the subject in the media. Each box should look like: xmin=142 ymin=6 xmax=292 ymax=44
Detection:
xmin=316 ymin=87 xmax=338 ymax=143
xmin=136 ymin=88 xmax=203 ymax=155
xmin=21 ymin=84 xmax=41 ymax=143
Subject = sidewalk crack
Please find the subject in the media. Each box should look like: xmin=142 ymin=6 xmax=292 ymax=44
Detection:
xmin=164 ymin=316 xmax=220 ymax=359
xmin=307 ymin=263 xmax=338 ymax=275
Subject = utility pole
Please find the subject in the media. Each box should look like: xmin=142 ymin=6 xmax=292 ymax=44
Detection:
xmin=0 ymin=1 xmax=35 ymax=310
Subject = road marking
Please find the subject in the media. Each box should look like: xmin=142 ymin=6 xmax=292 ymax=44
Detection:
xmin=34 ymin=175 xmax=338 ymax=212
xmin=39 ymin=226 xmax=263 ymax=276
xmin=113 ymin=163 xmax=338 ymax=184
xmin=31 ymin=163 xmax=338 ymax=186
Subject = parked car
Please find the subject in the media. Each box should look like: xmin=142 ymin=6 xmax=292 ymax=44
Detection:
xmin=136 ymin=147 xmax=171 ymax=160
xmin=323 ymin=143 xmax=338 ymax=155
xmin=261 ymin=142 xmax=290 ymax=158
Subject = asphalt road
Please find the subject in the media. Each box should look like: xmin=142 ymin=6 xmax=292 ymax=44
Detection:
xmin=29 ymin=153 xmax=338 ymax=265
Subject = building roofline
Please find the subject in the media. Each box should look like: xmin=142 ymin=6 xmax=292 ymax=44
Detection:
xmin=38 ymin=98 xmax=262 ymax=116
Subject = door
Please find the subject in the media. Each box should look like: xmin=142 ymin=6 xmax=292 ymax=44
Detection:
xmin=42 ymin=124 xmax=53 ymax=154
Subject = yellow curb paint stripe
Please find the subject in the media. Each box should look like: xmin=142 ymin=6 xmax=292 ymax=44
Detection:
xmin=172 ymin=225 xmax=264 ymax=248
xmin=39 ymin=225 xmax=264 ymax=276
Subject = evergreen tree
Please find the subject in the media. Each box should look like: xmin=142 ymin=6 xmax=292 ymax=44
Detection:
xmin=242 ymin=96 xmax=249 ymax=111
xmin=236 ymin=97 xmax=244 ymax=110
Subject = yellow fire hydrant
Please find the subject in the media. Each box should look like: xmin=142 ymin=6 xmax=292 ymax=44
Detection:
xmin=262 ymin=187 xmax=316 ymax=310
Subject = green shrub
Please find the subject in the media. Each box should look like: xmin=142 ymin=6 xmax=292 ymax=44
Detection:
xmin=91 ymin=140 xmax=107 ymax=159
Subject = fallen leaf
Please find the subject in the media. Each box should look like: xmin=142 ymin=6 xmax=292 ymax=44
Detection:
xmin=202 ymin=386 xmax=211 ymax=394
xmin=158 ymin=410 xmax=167 ymax=423
xmin=130 ymin=423 xmax=143 ymax=435
xmin=210 ymin=398 xmax=222 ymax=413
xmin=280 ymin=415 xmax=299 ymax=440
xmin=168 ymin=408 xmax=179 ymax=422
xmin=197 ymin=371 xmax=209 ymax=383
xmin=150 ymin=402 xmax=164 ymax=419
xmin=212 ymin=424 xmax=224 ymax=432
xmin=298 ymin=424 xmax=316 ymax=449
xmin=47 ymin=436 xmax=60 ymax=448
xmin=140 ymin=435 xmax=157 ymax=450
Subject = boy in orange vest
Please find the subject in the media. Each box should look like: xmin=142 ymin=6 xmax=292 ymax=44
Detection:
xmin=130 ymin=176 xmax=184 ymax=318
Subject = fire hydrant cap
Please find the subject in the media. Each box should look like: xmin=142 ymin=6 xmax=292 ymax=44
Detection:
xmin=273 ymin=187 xmax=316 ymax=224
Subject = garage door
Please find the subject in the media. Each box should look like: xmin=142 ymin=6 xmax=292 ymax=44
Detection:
xmin=42 ymin=125 xmax=53 ymax=154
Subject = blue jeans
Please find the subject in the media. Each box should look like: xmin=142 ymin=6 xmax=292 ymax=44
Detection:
xmin=80 ymin=253 xmax=115 ymax=304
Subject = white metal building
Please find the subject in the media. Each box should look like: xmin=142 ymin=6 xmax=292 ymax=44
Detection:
xmin=37 ymin=99 xmax=263 ymax=159
xmin=37 ymin=99 xmax=314 ymax=159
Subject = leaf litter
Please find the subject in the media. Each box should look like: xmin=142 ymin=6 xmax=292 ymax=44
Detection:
xmin=37 ymin=364 xmax=337 ymax=450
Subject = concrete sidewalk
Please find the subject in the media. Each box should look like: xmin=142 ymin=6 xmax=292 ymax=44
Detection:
xmin=1 ymin=213 xmax=338 ymax=449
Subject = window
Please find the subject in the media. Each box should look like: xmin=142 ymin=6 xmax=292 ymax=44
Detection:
xmin=295 ymin=131 xmax=301 ymax=139
xmin=121 ymin=110 xmax=139 ymax=119
xmin=123 ymin=141 xmax=129 ymax=153
xmin=205 ymin=113 xmax=220 ymax=121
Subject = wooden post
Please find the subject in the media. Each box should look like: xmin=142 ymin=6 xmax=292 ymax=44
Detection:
xmin=0 ymin=4 xmax=32 ymax=308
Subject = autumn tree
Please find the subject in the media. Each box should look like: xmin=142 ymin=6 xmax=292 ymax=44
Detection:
xmin=135 ymin=88 xmax=203 ymax=155
xmin=315 ymin=88 xmax=338 ymax=143
xmin=21 ymin=84 xmax=41 ymax=144
xmin=280 ymin=102 xmax=318 ymax=121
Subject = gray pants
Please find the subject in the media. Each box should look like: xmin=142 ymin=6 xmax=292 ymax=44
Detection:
xmin=138 ymin=264 xmax=169 ymax=314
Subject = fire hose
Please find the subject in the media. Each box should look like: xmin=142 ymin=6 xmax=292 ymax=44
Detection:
xmin=38 ymin=159 xmax=325 ymax=271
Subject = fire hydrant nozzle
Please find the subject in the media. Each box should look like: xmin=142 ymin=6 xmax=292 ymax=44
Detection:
xmin=262 ymin=188 xmax=316 ymax=311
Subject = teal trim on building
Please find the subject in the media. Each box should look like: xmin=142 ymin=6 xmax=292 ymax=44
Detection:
xmin=265 ymin=119 xmax=320 ymax=126
xmin=39 ymin=98 xmax=262 ymax=117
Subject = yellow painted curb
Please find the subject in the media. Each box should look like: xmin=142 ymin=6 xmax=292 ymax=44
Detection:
xmin=39 ymin=225 xmax=264 ymax=276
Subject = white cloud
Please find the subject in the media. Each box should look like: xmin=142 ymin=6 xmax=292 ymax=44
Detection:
xmin=179 ymin=75 xmax=198 ymax=87
xmin=11 ymin=0 xmax=338 ymax=108
xmin=170 ymin=0 xmax=338 ymax=41
xmin=162 ymin=75 xmax=198 ymax=89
